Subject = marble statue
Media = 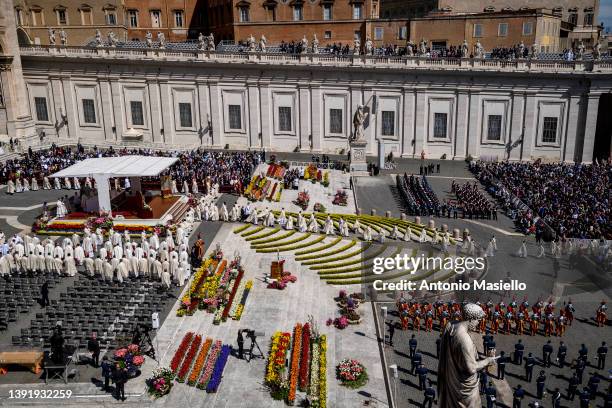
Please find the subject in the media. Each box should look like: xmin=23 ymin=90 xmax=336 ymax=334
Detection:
xmin=352 ymin=105 xmax=368 ymax=142
xmin=594 ymin=41 xmax=602 ymax=61
xmin=145 ymin=31 xmax=153 ymax=47
xmin=95 ymin=29 xmax=103 ymax=47
xmin=108 ymin=31 xmax=117 ymax=47
xmin=259 ymin=35 xmax=267 ymax=52
xmin=474 ymin=40 xmax=484 ymax=59
xmin=48 ymin=28 xmax=56 ymax=46
xmin=518 ymin=41 xmax=525 ymax=58
xmin=157 ymin=32 xmax=166 ymax=48
xmin=419 ymin=38 xmax=427 ymax=55
xmin=198 ymin=32 xmax=206 ymax=50
xmin=312 ymin=34 xmax=319 ymax=54
xmin=354 ymin=38 xmax=361 ymax=55
xmin=247 ymin=34 xmax=256 ymax=52
xmin=531 ymin=43 xmax=538 ymax=59
xmin=207 ymin=33 xmax=215 ymax=51
xmin=365 ymin=37 xmax=373 ymax=55
xmin=300 ymin=36 xmax=308 ymax=54
xmin=461 ymin=40 xmax=469 ymax=58
xmin=577 ymin=41 xmax=585 ymax=60
xmin=438 ymin=303 xmax=498 ymax=407
xmin=59 ymin=29 xmax=67 ymax=46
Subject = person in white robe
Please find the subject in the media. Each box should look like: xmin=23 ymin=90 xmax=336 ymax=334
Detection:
xmin=54 ymin=177 xmax=61 ymax=190
xmin=298 ymin=216 xmax=307 ymax=233
xmin=221 ymin=203 xmax=229 ymax=222
xmin=73 ymin=177 xmax=81 ymax=190
xmin=267 ymin=211 xmax=275 ymax=227
xmin=113 ymin=244 xmax=123 ymax=260
xmin=0 ymin=256 xmax=10 ymax=276
xmin=43 ymin=176 xmax=51 ymax=190
xmin=99 ymin=246 xmax=108 ymax=261
xmin=212 ymin=205 xmax=220 ymax=221
xmin=517 ymin=240 xmax=528 ymax=258
xmin=378 ymin=230 xmax=386 ymax=243
xmin=278 ymin=209 xmax=287 ymax=227
xmin=102 ymin=259 xmax=113 ymax=281
xmin=74 ymin=244 xmax=85 ymax=265
xmin=191 ymin=179 xmax=199 ymax=194
xmin=180 ymin=180 xmax=188 ymax=194
xmin=323 ymin=216 xmax=334 ymax=235
xmin=63 ymin=254 xmax=77 ymax=276
xmin=149 ymin=233 xmax=160 ymax=250
xmin=150 ymin=257 xmax=162 ymax=279
xmin=119 ymin=258 xmax=130 ymax=279
xmin=85 ymin=177 xmax=92 ymax=189
xmin=179 ymin=250 xmax=188 ymax=266
xmin=194 ymin=205 xmax=202 ymax=221
xmin=123 ymin=230 xmax=131 ymax=244
xmin=390 ymin=225 xmax=400 ymax=240
xmin=6 ymin=179 xmax=15 ymax=194
xmin=94 ymin=256 xmax=104 ymax=279
xmin=286 ymin=216 xmax=294 ymax=230
xmin=490 ymin=235 xmax=497 ymax=251
xmin=15 ymin=178 xmax=23 ymax=193
xmin=161 ymin=269 xmax=171 ymax=288
xmin=64 ymin=177 xmax=72 ymax=190
xmin=56 ymin=200 xmax=66 ymax=218
xmin=52 ymin=245 xmax=64 ymax=261
xmin=129 ymin=256 xmax=139 ymax=277
xmin=31 ymin=177 xmax=39 ymax=191
xmin=251 ymin=209 xmax=259 ymax=225
xmin=52 ymin=255 xmax=63 ymax=275
xmin=403 ymin=225 xmax=411 ymax=241
xmin=23 ymin=178 xmax=30 ymax=191
xmin=35 ymin=243 xmax=45 ymax=271
xmin=536 ymin=243 xmax=545 ymax=258
xmin=363 ymin=225 xmax=373 ymax=241
xmin=138 ymin=256 xmax=149 ymax=277
xmin=171 ymin=179 xmax=178 ymax=194
xmin=161 ymin=259 xmax=171 ymax=280
xmin=83 ymin=236 xmax=93 ymax=257
xmin=177 ymin=264 xmax=187 ymax=286
xmin=170 ymin=255 xmax=179 ymax=281
xmin=353 ymin=218 xmax=362 ymax=233
xmin=309 ymin=217 xmax=319 ymax=233
xmin=484 ymin=240 xmax=495 ymax=258
xmin=419 ymin=228 xmax=427 ymax=243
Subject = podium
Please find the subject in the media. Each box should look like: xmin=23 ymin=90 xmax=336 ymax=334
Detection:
xmin=271 ymin=260 xmax=285 ymax=280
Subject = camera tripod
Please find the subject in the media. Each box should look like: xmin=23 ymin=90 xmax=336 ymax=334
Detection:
xmin=246 ymin=336 xmax=264 ymax=362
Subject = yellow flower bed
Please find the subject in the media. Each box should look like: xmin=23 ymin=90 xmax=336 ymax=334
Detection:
xmin=319 ymin=335 xmax=327 ymax=408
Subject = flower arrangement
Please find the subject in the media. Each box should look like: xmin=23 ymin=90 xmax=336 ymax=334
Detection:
xmin=304 ymin=164 xmax=318 ymax=180
xmin=322 ymin=171 xmax=330 ymax=187
xmin=177 ymin=334 xmax=202 ymax=382
xmin=319 ymin=336 xmax=327 ymax=407
xmin=86 ymin=215 xmax=114 ymax=231
xmin=298 ymin=323 xmax=311 ymax=392
xmin=313 ymin=203 xmax=326 ymax=213
xmin=332 ymin=190 xmax=348 ymax=206
xmin=308 ymin=339 xmax=320 ymax=401
xmin=187 ymin=338 xmax=212 ymax=386
xmin=265 ymin=332 xmax=291 ymax=388
xmin=197 ymin=340 xmax=222 ymax=389
xmin=206 ymin=345 xmax=231 ymax=393
xmin=274 ymin=185 xmax=283 ymax=202
xmin=267 ymin=163 xmax=287 ymax=180
xmin=146 ymin=367 xmax=174 ymax=399
xmin=287 ymin=323 xmax=303 ymax=405
xmin=336 ymin=359 xmax=368 ymax=389
xmin=170 ymin=332 xmax=194 ymax=373
xmin=294 ymin=191 xmax=310 ymax=210
xmin=114 ymin=344 xmax=145 ymax=374
xmin=326 ymin=316 xmax=349 ymax=330
xmin=221 ymin=269 xmax=244 ymax=322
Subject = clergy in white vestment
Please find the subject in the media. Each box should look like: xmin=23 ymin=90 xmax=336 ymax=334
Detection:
xmin=31 ymin=178 xmax=39 ymax=191
xmin=6 ymin=179 xmax=15 ymax=194
xmin=74 ymin=244 xmax=85 ymax=265
xmin=54 ymin=177 xmax=61 ymax=190
xmin=43 ymin=176 xmax=51 ymax=190
xmin=84 ymin=257 xmax=95 ymax=277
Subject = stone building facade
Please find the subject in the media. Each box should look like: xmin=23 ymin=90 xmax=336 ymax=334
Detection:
xmin=123 ymin=0 xmax=206 ymax=41
xmin=8 ymin=46 xmax=612 ymax=164
xmin=13 ymin=0 xmax=127 ymax=45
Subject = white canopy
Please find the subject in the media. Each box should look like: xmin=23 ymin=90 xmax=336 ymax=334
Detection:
xmin=51 ymin=155 xmax=178 ymax=178
xmin=50 ymin=155 xmax=178 ymax=212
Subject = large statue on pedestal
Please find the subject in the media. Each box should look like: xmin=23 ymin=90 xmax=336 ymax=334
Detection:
xmin=438 ymin=303 xmax=498 ymax=408
xmin=351 ymin=105 xmax=368 ymax=142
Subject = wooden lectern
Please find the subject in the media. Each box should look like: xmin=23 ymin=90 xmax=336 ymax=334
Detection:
xmin=271 ymin=260 xmax=284 ymax=280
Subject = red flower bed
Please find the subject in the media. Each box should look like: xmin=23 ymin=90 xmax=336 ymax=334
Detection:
xmin=221 ymin=269 xmax=244 ymax=322
xmin=298 ymin=323 xmax=311 ymax=391
xmin=170 ymin=332 xmax=194 ymax=374
xmin=288 ymin=323 xmax=303 ymax=404
xmin=177 ymin=334 xmax=202 ymax=382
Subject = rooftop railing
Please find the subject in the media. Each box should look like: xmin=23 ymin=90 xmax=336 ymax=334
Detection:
xmin=18 ymin=45 xmax=612 ymax=73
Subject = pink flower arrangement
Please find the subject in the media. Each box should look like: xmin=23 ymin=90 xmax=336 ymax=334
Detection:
xmin=133 ymin=355 xmax=145 ymax=366
xmin=114 ymin=348 xmax=128 ymax=359
xmin=128 ymin=344 xmax=140 ymax=354
xmin=197 ymin=340 xmax=222 ymax=389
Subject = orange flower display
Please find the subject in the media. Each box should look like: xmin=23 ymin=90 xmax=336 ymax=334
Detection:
xmin=287 ymin=323 xmax=303 ymax=404
xmin=188 ymin=338 xmax=212 ymax=386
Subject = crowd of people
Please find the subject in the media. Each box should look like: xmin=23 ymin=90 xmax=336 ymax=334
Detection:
xmin=471 ymin=161 xmax=611 ymax=239
xmin=396 ymin=173 xmax=441 ymax=216
xmin=1 ymin=144 xmax=261 ymax=196
xmin=451 ymin=181 xmax=498 ymax=220
xmin=490 ymin=44 xmax=531 ymax=60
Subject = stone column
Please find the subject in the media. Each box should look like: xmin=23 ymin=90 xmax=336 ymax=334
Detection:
xmin=50 ymin=77 xmax=67 ymax=139
xmin=581 ymin=93 xmax=600 ymax=163
xmin=364 ymin=88 xmax=376 ymax=154
xmin=158 ymin=80 xmax=172 ymax=145
xmin=401 ymin=88 xmax=415 ymax=157
xmin=311 ymin=86 xmax=322 ymax=152
xmin=196 ymin=80 xmax=210 ymax=147
xmin=413 ymin=89 xmax=427 ymax=158
xmin=259 ymin=83 xmax=271 ymax=150
xmin=508 ymin=92 xmax=525 ymax=161
xmin=99 ymin=80 xmax=114 ymax=141
xmin=147 ymin=80 xmax=162 ymax=144
xmin=453 ymin=90 xmax=469 ymax=160
xmin=60 ymin=76 xmax=78 ymax=142
xmin=208 ymin=82 xmax=222 ymax=148
xmin=298 ymin=86 xmax=310 ymax=150
xmin=247 ymin=83 xmax=260 ymax=149
xmin=466 ymin=91 xmax=480 ymax=159
xmin=521 ymin=92 xmax=537 ymax=161
xmin=562 ymin=93 xmax=582 ymax=162
xmin=110 ymin=78 xmax=124 ymax=142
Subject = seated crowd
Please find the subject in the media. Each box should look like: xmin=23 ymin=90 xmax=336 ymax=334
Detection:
xmin=451 ymin=181 xmax=497 ymax=220
xmin=1 ymin=144 xmax=261 ymax=196
xmin=396 ymin=173 xmax=440 ymax=216
xmin=471 ymin=161 xmax=611 ymax=239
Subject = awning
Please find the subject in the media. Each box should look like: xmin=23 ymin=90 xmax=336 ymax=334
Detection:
xmin=50 ymin=155 xmax=178 ymax=178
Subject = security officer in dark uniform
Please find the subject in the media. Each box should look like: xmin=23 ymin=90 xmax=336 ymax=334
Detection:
xmin=515 ymin=339 xmax=525 ymax=365
xmin=525 ymin=352 xmax=535 ymax=382
xmin=485 ymin=381 xmax=497 ymax=408
xmin=513 ymin=384 xmax=525 ymax=408
xmin=588 ymin=373 xmax=600 ymax=399
xmin=416 ymin=363 xmax=428 ymax=391
xmin=423 ymin=380 xmax=436 ymax=408
xmin=536 ymin=370 xmax=546 ymax=399
xmin=237 ymin=330 xmax=245 ymax=359
xmin=551 ymin=387 xmax=562 ymax=408
xmin=497 ymin=350 xmax=507 ymax=380
xmin=480 ymin=369 xmax=488 ymax=394
xmin=578 ymin=344 xmax=588 ymax=362
xmin=542 ymin=340 xmax=553 ymax=368
xmin=483 ymin=332 xmax=493 ymax=354
xmin=568 ymin=372 xmax=580 ymax=400
xmin=597 ymin=341 xmax=608 ymax=370
xmin=409 ymin=334 xmax=418 ymax=358
xmin=579 ymin=387 xmax=591 ymax=408
xmin=576 ymin=358 xmax=586 ymax=384
xmin=411 ymin=351 xmax=422 ymax=375
xmin=557 ymin=341 xmax=567 ymax=367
